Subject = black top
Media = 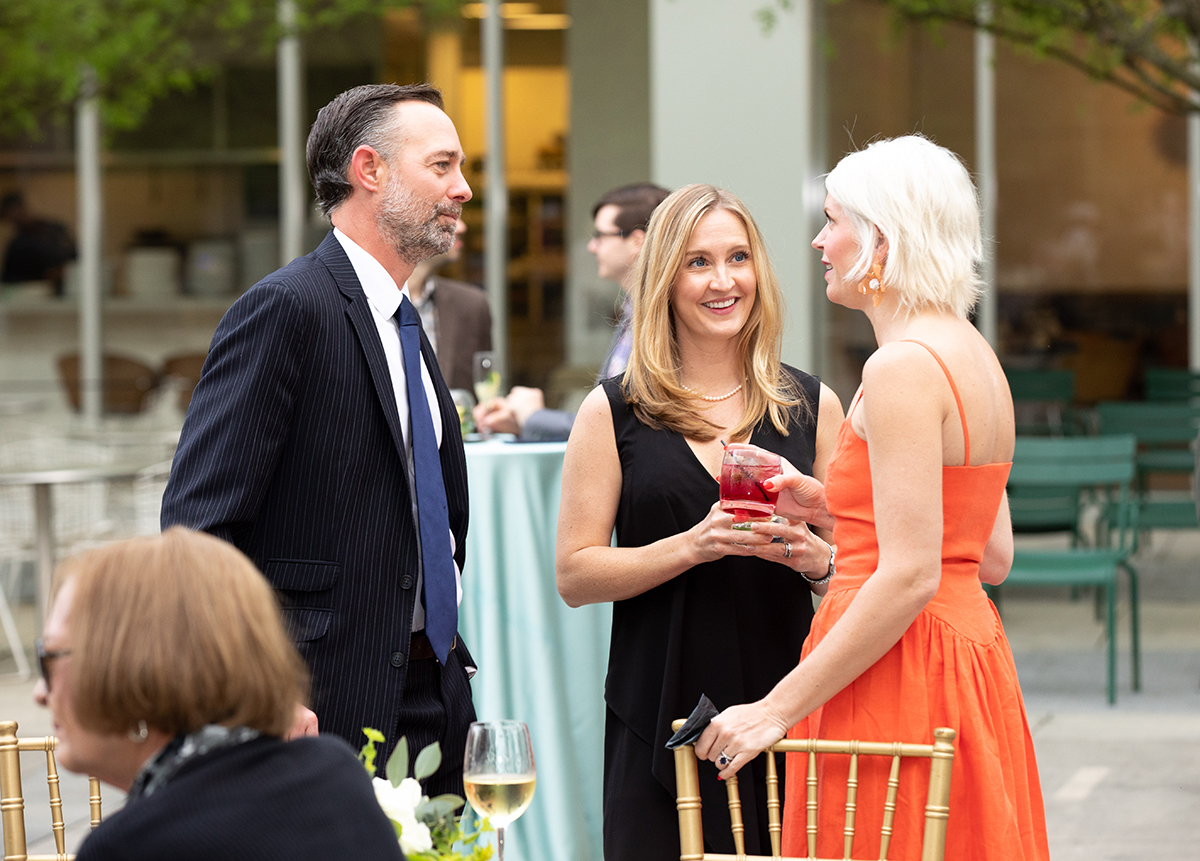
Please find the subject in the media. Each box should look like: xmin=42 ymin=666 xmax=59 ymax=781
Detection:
xmin=602 ymin=367 xmax=820 ymax=848
xmin=76 ymin=735 xmax=406 ymax=861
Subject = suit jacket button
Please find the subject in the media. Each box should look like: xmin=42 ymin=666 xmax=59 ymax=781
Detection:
xmin=390 ymin=651 xmax=405 ymax=668
xmin=400 ymin=575 xmax=414 ymax=590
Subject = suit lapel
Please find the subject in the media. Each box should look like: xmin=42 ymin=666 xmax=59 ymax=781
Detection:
xmin=317 ymin=233 xmax=408 ymax=462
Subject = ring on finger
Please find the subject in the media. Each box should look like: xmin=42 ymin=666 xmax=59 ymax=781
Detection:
xmin=783 ymin=541 xmax=792 ymax=559
xmin=717 ymin=750 xmax=731 ymax=768
xmin=771 ymin=535 xmax=784 ymax=544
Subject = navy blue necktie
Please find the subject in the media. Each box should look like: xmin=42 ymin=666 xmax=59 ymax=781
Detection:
xmin=397 ymin=296 xmax=457 ymax=664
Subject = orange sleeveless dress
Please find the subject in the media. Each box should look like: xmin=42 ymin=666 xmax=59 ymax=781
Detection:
xmin=781 ymin=343 xmax=1050 ymax=861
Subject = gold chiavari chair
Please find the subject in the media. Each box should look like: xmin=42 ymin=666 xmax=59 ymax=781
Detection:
xmin=671 ymin=719 xmax=956 ymax=861
xmin=0 ymin=721 xmax=102 ymax=861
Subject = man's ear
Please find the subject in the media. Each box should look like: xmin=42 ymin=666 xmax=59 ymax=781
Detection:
xmin=349 ymin=145 xmax=387 ymax=194
xmin=626 ymin=228 xmax=647 ymax=254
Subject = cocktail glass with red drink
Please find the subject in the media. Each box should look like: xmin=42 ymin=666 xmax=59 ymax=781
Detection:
xmin=719 ymin=449 xmax=782 ymax=529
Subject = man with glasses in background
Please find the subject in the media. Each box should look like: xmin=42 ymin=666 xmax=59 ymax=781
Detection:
xmin=474 ymin=182 xmax=669 ymax=441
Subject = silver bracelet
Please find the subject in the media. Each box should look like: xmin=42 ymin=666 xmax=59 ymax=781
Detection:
xmin=802 ymin=542 xmax=835 ymax=586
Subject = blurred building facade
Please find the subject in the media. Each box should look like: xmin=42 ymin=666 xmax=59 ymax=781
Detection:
xmin=0 ymin=0 xmax=1189 ymax=415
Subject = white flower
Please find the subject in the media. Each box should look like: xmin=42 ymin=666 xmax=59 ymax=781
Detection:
xmin=373 ymin=776 xmax=433 ymax=854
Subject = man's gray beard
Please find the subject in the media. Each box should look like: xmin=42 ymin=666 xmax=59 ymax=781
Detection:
xmin=376 ymin=179 xmax=458 ymax=266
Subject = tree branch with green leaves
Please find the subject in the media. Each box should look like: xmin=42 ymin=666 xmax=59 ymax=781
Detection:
xmin=0 ymin=0 xmax=461 ymax=136
xmin=858 ymin=0 xmax=1200 ymax=115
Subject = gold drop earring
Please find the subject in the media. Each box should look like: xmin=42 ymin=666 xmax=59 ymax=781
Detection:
xmin=859 ymin=259 xmax=886 ymax=307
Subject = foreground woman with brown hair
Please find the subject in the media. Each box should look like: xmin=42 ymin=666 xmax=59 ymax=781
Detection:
xmin=34 ymin=527 xmax=405 ymax=860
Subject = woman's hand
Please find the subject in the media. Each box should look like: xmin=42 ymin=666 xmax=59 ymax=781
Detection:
xmin=689 ymin=501 xmax=773 ymax=563
xmin=695 ymin=701 xmax=789 ymax=779
xmin=723 ymin=443 xmax=835 ymax=530
xmin=745 ymin=516 xmax=829 ymax=583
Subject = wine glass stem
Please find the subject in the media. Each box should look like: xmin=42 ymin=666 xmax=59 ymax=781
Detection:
xmin=496 ymin=825 xmax=506 ymax=861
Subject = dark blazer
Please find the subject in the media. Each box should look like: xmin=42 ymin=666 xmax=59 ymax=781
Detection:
xmin=161 ymin=232 xmax=472 ymax=758
xmin=76 ymin=736 xmax=406 ymax=861
xmin=429 ymin=275 xmax=492 ymax=392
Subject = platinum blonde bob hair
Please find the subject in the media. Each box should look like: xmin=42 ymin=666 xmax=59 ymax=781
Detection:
xmin=825 ymin=135 xmax=984 ymax=318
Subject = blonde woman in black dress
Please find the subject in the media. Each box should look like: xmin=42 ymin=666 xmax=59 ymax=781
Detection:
xmin=556 ymin=184 xmax=843 ymax=859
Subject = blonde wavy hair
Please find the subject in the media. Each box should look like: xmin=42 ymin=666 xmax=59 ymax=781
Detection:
xmin=621 ymin=183 xmax=805 ymax=441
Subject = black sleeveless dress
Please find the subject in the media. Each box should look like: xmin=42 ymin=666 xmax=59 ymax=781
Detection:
xmin=601 ymin=367 xmax=821 ymax=860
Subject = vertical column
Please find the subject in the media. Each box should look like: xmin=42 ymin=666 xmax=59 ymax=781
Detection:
xmin=76 ymin=66 xmax=104 ymax=427
xmin=975 ymin=3 xmax=999 ymax=347
xmin=650 ymin=0 xmax=816 ymax=371
xmin=565 ymin=0 xmax=652 ymax=368
xmin=278 ymin=0 xmax=306 ymax=266
xmin=1189 ymin=43 xmax=1200 ymax=371
xmin=482 ymin=0 xmax=509 ymax=379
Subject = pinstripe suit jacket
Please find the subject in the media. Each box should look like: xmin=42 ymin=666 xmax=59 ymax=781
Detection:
xmin=161 ymin=231 xmax=472 ymax=756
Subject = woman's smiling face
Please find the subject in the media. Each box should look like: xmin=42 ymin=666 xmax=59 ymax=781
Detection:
xmin=670 ymin=207 xmax=757 ymax=348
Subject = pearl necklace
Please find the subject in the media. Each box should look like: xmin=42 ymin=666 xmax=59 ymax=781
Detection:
xmin=681 ymin=382 xmax=743 ymax=402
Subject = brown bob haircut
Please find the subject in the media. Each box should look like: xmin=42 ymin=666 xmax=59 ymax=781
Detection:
xmin=52 ymin=527 xmax=309 ymax=738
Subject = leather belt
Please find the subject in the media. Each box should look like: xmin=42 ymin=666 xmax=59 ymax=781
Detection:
xmin=409 ymin=631 xmax=456 ymax=661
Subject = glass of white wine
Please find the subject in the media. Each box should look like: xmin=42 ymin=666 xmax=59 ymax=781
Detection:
xmin=463 ymin=720 xmax=536 ymax=861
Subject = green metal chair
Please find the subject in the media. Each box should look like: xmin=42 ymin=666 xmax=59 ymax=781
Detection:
xmin=1094 ymin=401 xmax=1200 ymax=542
xmin=1004 ymin=367 xmax=1079 ymax=436
xmin=1143 ymin=367 xmax=1200 ymax=403
xmin=1002 ymin=434 xmax=1140 ymax=705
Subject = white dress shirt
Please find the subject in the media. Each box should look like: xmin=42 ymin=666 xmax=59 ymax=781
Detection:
xmin=333 ymin=229 xmax=462 ymax=625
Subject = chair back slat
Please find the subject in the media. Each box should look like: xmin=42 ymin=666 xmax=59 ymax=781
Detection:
xmin=1143 ymin=368 xmax=1200 ymax=402
xmin=670 ymin=719 xmax=956 ymax=861
xmin=1095 ymin=402 xmax=1200 ymax=445
xmin=1009 ymin=435 xmax=1138 ymax=555
xmin=42 ymin=748 xmax=65 ymax=856
xmin=805 ymin=749 xmax=818 ymax=859
xmin=1004 ymin=368 xmax=1077 ymax=435
xmin=879 ymin=753 xmax=902 ymax=860
xmin=725 ymin=775 xmax=746 ymax=856
xmin=765 ymin=751 xmax=781 ymax=857
xmin=843 ymin=752 xmax=860 ymax=860
xmin=0 ymin=722 xmax=102 ymax=861
xmin=921 ymin=730 xmax=956 ymax=861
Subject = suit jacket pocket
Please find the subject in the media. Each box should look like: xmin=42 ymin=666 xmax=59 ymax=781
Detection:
xmin=266 ymin=560 xmax=340 ymax=644
xmin=282 ymin=607 xmax=333 ymax=643
xmin=265 ymin=559 xmax=340 ymax=592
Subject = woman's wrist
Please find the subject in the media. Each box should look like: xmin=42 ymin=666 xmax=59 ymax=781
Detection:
xmin=801 ymin=541 xmax=835 ymax=586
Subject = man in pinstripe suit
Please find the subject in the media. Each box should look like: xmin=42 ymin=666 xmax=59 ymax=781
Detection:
xmin=161 ymin=83 xmax=476 ymax=796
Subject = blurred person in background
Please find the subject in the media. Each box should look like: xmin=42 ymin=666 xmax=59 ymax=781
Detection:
xmin=406 ymin=217 xmax=492 ymax=392
xmin=34 ymin=527 xmax=406 ymax=861
xmin=0 ymin=191 xmax=76 ymax=295
xmin=474 ymin=182 xmax=670 ymax=440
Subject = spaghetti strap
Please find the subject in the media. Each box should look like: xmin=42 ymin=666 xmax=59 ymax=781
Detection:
xmin=901 ymin=339 xmax=969 ymax=464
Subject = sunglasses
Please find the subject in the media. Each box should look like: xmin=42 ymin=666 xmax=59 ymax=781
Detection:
xmin=35 ymin=638 xmax=72 ymax=689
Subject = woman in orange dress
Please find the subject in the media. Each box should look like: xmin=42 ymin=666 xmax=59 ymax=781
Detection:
xmin=697 ymin=135 xmax=1050 ymax=860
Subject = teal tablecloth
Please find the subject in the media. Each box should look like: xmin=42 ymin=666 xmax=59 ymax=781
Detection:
xmin=459 ymin=439 xmax=610 ymax=861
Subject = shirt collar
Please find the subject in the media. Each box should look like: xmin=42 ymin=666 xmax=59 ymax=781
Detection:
xmin=333 ymin=227 xmax=408 ymax=316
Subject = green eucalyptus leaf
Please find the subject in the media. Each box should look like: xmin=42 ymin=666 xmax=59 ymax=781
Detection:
xmin=430 ymin=792 xmax=466 ymax=812
xmin=386 ymin=736 xmax=410 ymax=787
xmin=413 ymin=740 xmax=442 ymax=780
